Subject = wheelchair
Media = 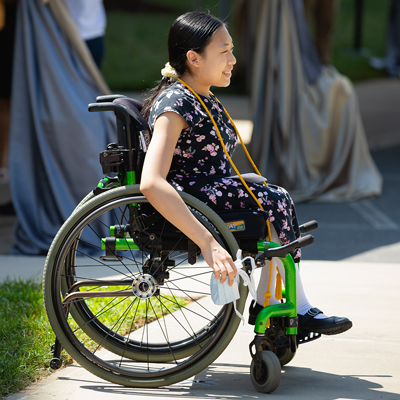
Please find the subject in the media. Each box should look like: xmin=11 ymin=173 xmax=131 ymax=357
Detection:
xmin=43 ymin=94 xmax=318 ymax=394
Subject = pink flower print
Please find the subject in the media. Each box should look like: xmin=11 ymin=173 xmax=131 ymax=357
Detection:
xmin=240 ymin=201 xmax=246 ymax=208
xmin=189 ymin=181 xmax=196 ymax=186
xmin=196 ymin=135 xmax=206 ymax=142
xmin=277 ymin=200 xmax=288 ymax=216
xmin=282 ymin=219 xmax=290 ymax=231
xmin=279 ymin=231 xmax=286 ymax=240
xmin=238 ymin=189 xmax=246 ymax=198
xmin=186 ymin=140 xmax=191 ymax=144
xmin=225 ymin=202 xmax=232 ymax=209
xmin=154 ymin=99 xmax=162 ymax=110
xmin=209 ymin=194 xmax=217 ymax=204
xmin=268 ymin=210 xmax=275 ymax=222
xmin=227 ymin=192 xmax=233 ymax=197
xmin=174 ymin=148 xmax=182 ymax=155
xmin=194 ymin=102 xmax=202 ymax=113
xmin=174 ymin=98 xmax=183 ymax=107
xmin=209 ymin=166 xmax=216 ymax=175
xmin=216 ymin=190 xmax=223 ymax=197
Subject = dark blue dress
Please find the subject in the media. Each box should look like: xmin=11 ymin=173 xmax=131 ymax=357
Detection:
xmin=148 ymin=82 xmax=301 ymax=260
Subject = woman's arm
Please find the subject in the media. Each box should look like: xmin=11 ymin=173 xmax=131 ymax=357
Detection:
xmin=140 ymin=112 xmax=237 ymax=285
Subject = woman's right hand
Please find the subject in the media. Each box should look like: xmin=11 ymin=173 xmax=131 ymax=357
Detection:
xmin=200 ymin=238 xmax=237 ymax=286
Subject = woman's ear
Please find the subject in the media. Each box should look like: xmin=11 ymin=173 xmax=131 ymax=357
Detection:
xmin=186 ymin=50 xmax=201 ymax=69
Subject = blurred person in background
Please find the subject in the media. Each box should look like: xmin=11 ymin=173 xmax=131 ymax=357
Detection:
xmin=303 ymin=0 xmax=339 ymax=65
xmin=63 ymin=0 xmax=106 ymax=69
xmin=370 ymin=0 xmax=400 ymax=78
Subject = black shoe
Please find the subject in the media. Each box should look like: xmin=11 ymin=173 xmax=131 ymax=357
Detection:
xmin=298 ymin=308 xmax=352 ymax=335
xmin=248 ymin=300 xmax=264 ymax=325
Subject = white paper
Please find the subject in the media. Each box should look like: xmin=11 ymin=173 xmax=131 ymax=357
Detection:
xmin=228 ymin=173 xmax=267 ymax=183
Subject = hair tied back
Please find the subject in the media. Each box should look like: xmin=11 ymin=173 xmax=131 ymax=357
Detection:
xmin=161 ymin=62 xmax=179 ymax=80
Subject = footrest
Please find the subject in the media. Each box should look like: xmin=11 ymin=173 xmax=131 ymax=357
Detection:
xmin=297 ymin=329 xmax=321 ymax=345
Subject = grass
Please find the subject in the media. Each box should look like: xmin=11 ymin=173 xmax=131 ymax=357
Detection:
xmin=0 ymin=279 xmax=54 ymax=397
xmin=102 ymin=0 xmax=235 ymax=92
xmin=0 ymin=279 xmax=187 ymax=397
xmin=102 ymin=0 xmax=392 ymax=92
xmin=329 ymin=0 xmax=391 ymax=81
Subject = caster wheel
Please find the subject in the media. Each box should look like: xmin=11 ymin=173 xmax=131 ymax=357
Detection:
xmin=250 ymin=350 xmax=281 ymax=393
xmin=276 ymin=346 xmax=296 ymax=367
xmin=49 ymin=358 xmax=63 ymax=370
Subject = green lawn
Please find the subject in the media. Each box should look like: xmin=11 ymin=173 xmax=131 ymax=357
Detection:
xmin=102 ymin=0 xmax=392 ymax=92
xmin=330 ymin=0 xmax=390 ymax=81
xmin=0 ymin=279 xmax=55 ymax=397
xmin=0 ymin=279 xmax=187 ymax=397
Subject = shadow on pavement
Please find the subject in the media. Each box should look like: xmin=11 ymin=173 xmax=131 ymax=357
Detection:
xmin=55 ymin=362 xmax=398 ymax=400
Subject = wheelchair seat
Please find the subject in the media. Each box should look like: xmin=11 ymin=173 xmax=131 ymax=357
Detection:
xmin=217 ymin=209 xmax=268 ymax=253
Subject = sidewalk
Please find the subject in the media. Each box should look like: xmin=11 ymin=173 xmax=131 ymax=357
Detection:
xmin=5 ymin=260 xmax=400 ymax=399
xmin=1 ymin=78 xmax=400 ymax=399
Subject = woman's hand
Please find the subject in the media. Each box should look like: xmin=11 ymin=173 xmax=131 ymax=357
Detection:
xmin=200 ymin=238 xmax=237 ymax=286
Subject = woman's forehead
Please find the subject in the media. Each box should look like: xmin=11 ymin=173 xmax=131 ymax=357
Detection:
xmin=208 ymin=26 xmax=233 ymax=48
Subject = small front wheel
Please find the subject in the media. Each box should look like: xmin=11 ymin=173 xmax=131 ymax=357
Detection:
xmin=250 ymin=350 xmax=281 ymax=393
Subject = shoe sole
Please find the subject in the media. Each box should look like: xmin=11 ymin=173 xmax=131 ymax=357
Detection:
xmin=305 ymin=321 xmax=353 ymax=335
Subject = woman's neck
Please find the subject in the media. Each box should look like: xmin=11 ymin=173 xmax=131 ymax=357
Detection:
xmin=179 ymin=73 xmax=210 ymax=97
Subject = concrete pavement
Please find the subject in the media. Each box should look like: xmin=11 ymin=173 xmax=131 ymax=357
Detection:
xmin=4 ymin=260 xmax=400 ymax=399
xmin=1 ymin=78 xmax=400 ymax=398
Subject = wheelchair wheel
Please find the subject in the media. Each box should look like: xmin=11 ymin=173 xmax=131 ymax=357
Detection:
xmin=265 ymin=320 xmax=296 ymax=367
xmin=43 ymin=185 xmax=245 ymax=387
xmin=250 ymin=351 xmax=281 ymax=393
xmin=276 ymin=346 xmax=295 ymax=367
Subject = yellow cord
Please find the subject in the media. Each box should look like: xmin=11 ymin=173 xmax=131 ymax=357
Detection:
xmin=176 ymin=78 xmax=278 ymax=310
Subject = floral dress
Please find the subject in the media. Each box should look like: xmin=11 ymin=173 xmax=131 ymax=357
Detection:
xmin=148 ymin=81 xmax=301 ymax=260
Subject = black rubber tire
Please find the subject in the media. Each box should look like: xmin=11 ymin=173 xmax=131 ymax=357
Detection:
xmin=265 ymin=323 xmax=296 ymax=367
xmin=276 ymin=346 xmax=296 ymax=367
xmin=43 ymin=185 xmax=246 ymax=387
xmin=250 ymin=350 xmax=281 ymax=393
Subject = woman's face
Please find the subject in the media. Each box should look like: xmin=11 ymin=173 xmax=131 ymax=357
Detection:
xmin=191 ymin=25 xmax=236 ymax=91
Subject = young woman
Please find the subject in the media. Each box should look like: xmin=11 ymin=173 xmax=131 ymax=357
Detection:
xmin=140 ymin=11 xmax=352 ymax=335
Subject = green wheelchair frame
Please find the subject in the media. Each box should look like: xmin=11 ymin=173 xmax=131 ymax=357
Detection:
xmin=43 ymin=95 xmax=317 ymax=394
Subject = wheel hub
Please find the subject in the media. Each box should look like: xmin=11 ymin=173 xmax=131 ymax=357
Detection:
xmin=132 ymin=274 xmax=158 ymax=299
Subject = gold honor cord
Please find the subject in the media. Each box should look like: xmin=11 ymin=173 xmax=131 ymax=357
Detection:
xmin=177 ymin=78 xmax=282 ymax=307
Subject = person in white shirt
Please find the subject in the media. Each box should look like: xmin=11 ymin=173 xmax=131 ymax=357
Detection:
xmin=63 ymin=0 xmax=106 ymax=68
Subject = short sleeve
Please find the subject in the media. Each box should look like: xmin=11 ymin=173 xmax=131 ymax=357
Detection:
xmin=148 ymin=82 xmax=208 ymax=132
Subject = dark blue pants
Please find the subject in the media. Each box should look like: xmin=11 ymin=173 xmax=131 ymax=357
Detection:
xmin=86 ymin=36 xmax=105 ymax=69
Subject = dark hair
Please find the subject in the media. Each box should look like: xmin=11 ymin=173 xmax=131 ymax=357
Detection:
xmin=142 ymin=11 xmax=224 ymax=120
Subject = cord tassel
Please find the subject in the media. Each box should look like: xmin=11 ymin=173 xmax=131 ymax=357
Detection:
xmin=263 ymin=290 xmax=272 ymax=327
xmin=275 ymin=267 xmax=282 ymax=301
